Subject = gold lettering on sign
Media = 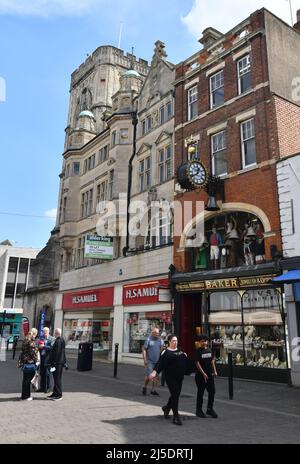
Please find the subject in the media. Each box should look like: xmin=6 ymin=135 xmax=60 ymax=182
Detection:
xmin=205 ymin=279 xmax=238 ymax=289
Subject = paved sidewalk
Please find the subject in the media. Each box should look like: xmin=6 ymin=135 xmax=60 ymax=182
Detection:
xmin=0 ymin=354 xmax=300 ymax=444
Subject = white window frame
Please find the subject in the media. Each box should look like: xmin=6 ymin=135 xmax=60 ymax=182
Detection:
xmin=241 ymin=118 xmax=256 ymax=168
xmin=211 ymin=130 xmax=227 ymax=176
xmin=145 ymin=210 xmax=172 ymax=248
xmin=237 ymin=54 xmax=251 ymax=95
xmin=210 ymin=70 xmax=224 ymax=109
xmin=188 ymin=86 xmax=198 ymax=121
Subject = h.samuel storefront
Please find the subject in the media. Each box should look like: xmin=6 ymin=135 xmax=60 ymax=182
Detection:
xmin=121 ymin=279 xmax=172 ymax=363
xmin=172 ymin=264 xmax=290 ymax=383
xmin=61 ymin=287 xmax=114 ymax=354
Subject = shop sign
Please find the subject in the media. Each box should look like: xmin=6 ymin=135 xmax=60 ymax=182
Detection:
xmin=123 ymin=279 xmax=170 ymax=305
xmin=62 ymin=287 xmax=114 ymax=310
xmin=176 ymin=274 xmax=278 ymax=292
xmin=84 ymin=235 xmax=113 ymax=260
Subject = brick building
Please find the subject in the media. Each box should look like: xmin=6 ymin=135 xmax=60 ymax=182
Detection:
xmin=171 ymin=8 xmax=300 ymax=382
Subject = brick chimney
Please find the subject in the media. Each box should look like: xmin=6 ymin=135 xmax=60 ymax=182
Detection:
xmin=294 ymin=9 xmax=300 ymax=32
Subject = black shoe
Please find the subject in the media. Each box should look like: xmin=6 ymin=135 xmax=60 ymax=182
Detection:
xmin=142 ymin=387 xmax=147 ymax=395
xmin=150 ymin=390 xmax=159 ymax=396
xmin=206 ymin=408 xmax=218 ymax=418
xmin=173 ymin=415 xmax=182 ymax=426
xmin=46 ymin=394 xmax=56 ymax=399
xmin=162 ymin=405 xmax=170 ymax=418
xmin=51 ymin=396 xmax=63 ymax=401
xmin=196 ymin=409 xmax=206 ymax=418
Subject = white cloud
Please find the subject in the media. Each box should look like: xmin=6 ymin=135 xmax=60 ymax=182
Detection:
xmin=182 ymin=0 xmax=299 ymax=39
xmin=44 ymin=208 xmax=57 ymax=219
xmin=0 ymin=0 xmax=99 ymax=17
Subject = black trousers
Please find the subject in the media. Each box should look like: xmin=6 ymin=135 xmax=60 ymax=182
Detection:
xmin=40 ymin=356 xmax=51 ymax=392
xmin=195 ymin=373 xmax=215 ymax=410
xmin=165 ymin=376 xmax=184 ymax=416
xmin=21 ymin=370 xmax=35 ymax=399
xmin=53 ymin=365 xmax=63 ymax=397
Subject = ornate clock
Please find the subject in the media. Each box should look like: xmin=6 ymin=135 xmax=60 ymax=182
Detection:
xmin=177 ymin=160 xmax=208 ymax=190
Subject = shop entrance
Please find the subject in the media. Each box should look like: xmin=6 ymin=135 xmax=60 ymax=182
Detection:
xmin=178 ymin=293 xmax=203 ymax=357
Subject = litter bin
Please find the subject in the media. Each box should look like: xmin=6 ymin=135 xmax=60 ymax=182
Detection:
xmin=77 ymin=342 xmax=93 ymax=371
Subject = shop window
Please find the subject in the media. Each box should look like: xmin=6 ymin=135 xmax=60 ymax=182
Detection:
xmin=192 ymin=212 xmax=267 ymax=272
xmin=209 ymin=289 xmax=287 ymax=369
xmin=123 ymin=311 xmax=172 ymax=354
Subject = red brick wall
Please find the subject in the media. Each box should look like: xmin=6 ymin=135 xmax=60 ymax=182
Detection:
xmin=273 ymin=95 xmax=300 ymax=158
xmin=173 ymin=13 xmax=285 ymax=273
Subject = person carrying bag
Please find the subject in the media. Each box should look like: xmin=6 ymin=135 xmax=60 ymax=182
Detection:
xmin=18 ymin=332 xmax=40 ymax=401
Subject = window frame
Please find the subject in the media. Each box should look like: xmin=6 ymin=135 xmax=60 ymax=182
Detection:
xmin=158 ymin=145 xmax=172 ymax=184
xmin=210 ymin=70 xmax=224 ymax=109
xmin=211 ymin=130 xmax=227 ymax=177
xmin=241 ymin=118 xmax=256 ymax=169
xmin=188 ymin=85 xmax=198 ymax=121
xmin=139 ymin=156 xmax=151 ymax=192
xmin=237 ymin=54 xmax=252 ymax=95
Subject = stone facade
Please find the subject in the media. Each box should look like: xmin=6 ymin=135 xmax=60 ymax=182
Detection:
xmin=54 ymin=42 xmax=175 ymax=364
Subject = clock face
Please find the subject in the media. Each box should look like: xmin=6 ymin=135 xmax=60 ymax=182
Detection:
xmin=187 ymin=160 xmax=208 ymax=187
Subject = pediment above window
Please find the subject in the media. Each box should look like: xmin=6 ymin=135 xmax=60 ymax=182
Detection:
xmin=137 ymin=143 xmax=152 ymax=156
xmin=155 ymin=130 xmax=172 ymax=146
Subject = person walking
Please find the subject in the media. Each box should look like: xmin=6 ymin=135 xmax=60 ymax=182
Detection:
xmin=195 ymin=333 xmax=218 ymax=418
xmin=47 ymin=328 xmax=66 ymax=401
xmin=37 ymin=327 xmax=55 ymax=393
xmin=149 ymin=334 xmax=187 ymax=426
xmin=19 ymin=333 xmax=40 ymax=401
xmin=142 ymin=327 xmax=164 ymax=396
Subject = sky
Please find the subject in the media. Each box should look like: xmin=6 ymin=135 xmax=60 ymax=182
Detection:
xmin=0 ymin=0 xmax=299 ymax=249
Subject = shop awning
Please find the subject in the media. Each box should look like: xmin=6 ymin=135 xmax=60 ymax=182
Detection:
xmin=272 ymin=270 xmax=300 ymax=284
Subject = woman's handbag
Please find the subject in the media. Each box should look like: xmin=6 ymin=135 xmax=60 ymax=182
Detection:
xmin=21 ymin=363 xmax=37 ymax=373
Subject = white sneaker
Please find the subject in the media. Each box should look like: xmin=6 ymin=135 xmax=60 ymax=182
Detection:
xmin=26 ymin=397 xmax=33 ymax=401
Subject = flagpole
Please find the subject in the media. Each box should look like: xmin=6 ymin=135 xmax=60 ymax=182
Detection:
xmin=287 ymin=0 xmax=294 ymax=25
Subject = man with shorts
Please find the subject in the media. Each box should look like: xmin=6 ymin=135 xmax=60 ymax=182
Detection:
xmin=142 ymin=328 xmax=163 ymax=396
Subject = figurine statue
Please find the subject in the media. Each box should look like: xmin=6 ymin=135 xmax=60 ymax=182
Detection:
xmin=209 ymin=226 xmax=223 ymax=269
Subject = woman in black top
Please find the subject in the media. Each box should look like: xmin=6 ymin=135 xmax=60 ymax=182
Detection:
xmin=19 ymin=333 xmax=40 ymax=400
xmin=149 ymin=334 xmax=187 ymax=426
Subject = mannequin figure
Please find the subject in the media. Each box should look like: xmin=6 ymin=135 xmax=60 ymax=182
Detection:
xmin=242 ymin=223 xmax=255 ymax=265
xmin=254 ymin=222 xmax=265 ymax=263
xmin=195 ymin=236 xmax=209 ymax=270
xmin=225 ymin=217 xmax=239 ymax=267
xmin=209 ymin=226 xmax=222 ymax=269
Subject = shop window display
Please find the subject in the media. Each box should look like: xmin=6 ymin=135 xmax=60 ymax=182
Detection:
xmin=193 ymin=212 xmax=267 ymax=271
xmin=123 ymin=311 xmax=172 ymax=354
xmin=64 ymin=318 xmax=110 ymax=351
xmin=209 ymin=289 xmax=287 ymax=369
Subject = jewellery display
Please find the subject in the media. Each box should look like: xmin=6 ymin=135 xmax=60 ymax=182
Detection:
xmin=211 ymin=324 xmax=287 ymax=369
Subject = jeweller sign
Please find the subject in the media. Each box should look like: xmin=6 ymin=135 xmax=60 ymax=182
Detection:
xmin=62 ymin=287 xmax=114 ymax=310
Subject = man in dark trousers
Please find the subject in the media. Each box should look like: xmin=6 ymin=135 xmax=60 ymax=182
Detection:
xmin=195 ymin=333 xmax=218 ymax=418
xmin=47 ymin=328 xmax=66 ymax=401
xmin=37 ymin=327 xmax=55 ymax=393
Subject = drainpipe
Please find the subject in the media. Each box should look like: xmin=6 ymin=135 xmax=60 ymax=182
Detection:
xmin=123 ymin=110 xmax=138 ymax=257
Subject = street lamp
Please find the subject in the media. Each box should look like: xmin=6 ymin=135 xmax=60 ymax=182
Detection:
xmin=123 ymin=109 xmax=138 ymax=257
